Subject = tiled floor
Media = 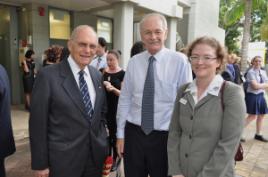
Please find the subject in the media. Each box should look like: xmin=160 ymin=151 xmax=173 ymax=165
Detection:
xmin=5 ymin=105 xmax=268 ymax=177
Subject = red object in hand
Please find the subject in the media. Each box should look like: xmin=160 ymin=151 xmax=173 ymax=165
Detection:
xmin=102 ymin=156 xmax=113 ymax=177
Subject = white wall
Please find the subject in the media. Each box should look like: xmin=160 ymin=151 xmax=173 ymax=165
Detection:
xmin=187 ymin=0 xmax=225 ymax=44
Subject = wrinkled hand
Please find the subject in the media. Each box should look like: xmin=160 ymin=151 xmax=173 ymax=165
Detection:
xmin=116 ymin=139 xmax=124 ymax=158
xmin=34 ymin=168 xmax=49 ymax=177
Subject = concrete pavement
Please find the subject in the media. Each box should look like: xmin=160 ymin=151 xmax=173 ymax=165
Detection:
xmin=5 ymin=105 xmax=268 ymax=177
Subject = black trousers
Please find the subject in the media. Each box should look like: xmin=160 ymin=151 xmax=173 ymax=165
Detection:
xmin=81 ymin=151 xmax=102 ymax=177
xmin=124 ymin=122 xmax=169 ymax=177
xmin=0 ymin=158 xmax=6 ymax=177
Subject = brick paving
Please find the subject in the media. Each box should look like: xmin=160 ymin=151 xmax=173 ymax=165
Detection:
xmin=5 ymin=105 xmax=268 ymax=177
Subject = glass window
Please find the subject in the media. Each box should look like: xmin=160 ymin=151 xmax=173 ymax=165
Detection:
xmin=49 ymin=9 xmax=70 ymax=40
xmin=97 ymin=18 xmax=112 ymax=45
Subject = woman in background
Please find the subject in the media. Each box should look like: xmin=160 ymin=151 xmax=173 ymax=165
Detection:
xmin=103 ymin=49 xmax=125 ymax=171
xmin=244 ymin=56 xmax=268 ymax=142
xmin=168 ymin=36 xmax=246 ymax=177
xmin=21 ymin=49 xmax=35 ymax=110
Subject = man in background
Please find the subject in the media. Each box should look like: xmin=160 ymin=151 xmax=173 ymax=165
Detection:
xmin=90 ymin=37 xmax=108 ymax=71
xmin=0 ymin=64 xmax=16 ymax=177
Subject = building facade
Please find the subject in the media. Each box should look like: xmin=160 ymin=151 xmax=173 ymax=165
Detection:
xmin=0 ymin=0 xmax=224 ymax=104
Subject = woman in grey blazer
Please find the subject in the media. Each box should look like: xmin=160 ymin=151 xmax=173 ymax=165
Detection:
xmin=168 ymin=36 xmax=246 ymax=177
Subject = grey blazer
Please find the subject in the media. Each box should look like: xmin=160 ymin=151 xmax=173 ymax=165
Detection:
xmin=29 ymin=59 xmax=108 ymax=177
xmin=168 ymin=81 xmax=246 ymax=177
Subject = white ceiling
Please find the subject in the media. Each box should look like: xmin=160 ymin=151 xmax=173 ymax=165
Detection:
xmin=0 ymin=0 xmax=120 ymax=11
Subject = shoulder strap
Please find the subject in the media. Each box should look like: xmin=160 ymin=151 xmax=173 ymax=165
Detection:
xmin=220 ymin=81 xmax=227 ymax=110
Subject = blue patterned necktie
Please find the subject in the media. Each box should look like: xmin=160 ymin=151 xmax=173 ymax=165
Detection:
xmin=79 ymin=70 xmax=94 ymax=121
xmin=259 ymin=70 xmax=264 ymax=83
xmin=141 ymin=56 xmax=155 ymax=135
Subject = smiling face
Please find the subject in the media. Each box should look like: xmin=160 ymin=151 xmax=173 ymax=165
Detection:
xmin=191 ymin=44 xmax=220 ymax=80
xmin=140 ymin=15 xmax=167 ymax=55
xmin=107 ymin=53 xmax=119 ymax=70
xmin=252 ymin=56 xmax=262 ymax=69
xmin=68 ymin=26 xmax=98 ymax=69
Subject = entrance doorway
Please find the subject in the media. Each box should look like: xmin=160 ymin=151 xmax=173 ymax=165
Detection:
xmin=0 ymin=4 xmax=21 ymax=104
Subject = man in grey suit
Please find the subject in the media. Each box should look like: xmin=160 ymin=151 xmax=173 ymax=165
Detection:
xmin=0 ymin=64 xmax=16 ymax=177
xmin=29 ymin=25 xmax=108 ymax=177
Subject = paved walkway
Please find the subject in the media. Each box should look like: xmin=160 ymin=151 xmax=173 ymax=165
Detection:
xmin=5 ymin=105 xmax=268 ymax=177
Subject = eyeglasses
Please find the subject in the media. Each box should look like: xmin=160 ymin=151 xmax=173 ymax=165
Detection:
xmin=190 ymin=56 xmax=217 ymax=62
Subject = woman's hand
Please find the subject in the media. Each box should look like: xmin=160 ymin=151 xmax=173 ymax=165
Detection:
xmin=173 ymin=175 xmax=185 ymax=177
xmin=103 ymin=81 xmax=114 ymax=92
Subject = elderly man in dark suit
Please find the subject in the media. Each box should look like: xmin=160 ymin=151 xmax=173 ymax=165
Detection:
xmin=29 ymin=25 xmax=108 ymax=177
xmin=0 ymin=64 xmax=16 ymax=177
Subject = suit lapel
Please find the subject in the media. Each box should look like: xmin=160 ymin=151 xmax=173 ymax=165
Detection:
xmin=195 ymin=94 xmax=215 ymax=110
xmin=88 ymin=66 xmax=103 ymax=123
xmin=60 ymin=60 xmax=87 ymax=117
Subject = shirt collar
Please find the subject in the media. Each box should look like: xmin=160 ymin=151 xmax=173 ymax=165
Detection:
xmin=184 ymin=74 xmax=224 ymax=96
xmin=144 ymin=47 xmax=167 ymax=62
xmin=67 ymin=55 xmax=89 ymax=76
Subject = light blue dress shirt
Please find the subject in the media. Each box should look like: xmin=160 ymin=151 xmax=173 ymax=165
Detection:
xmin=116 ymin=48 xmax=193 ymax=138
xmin=247 ymin=68 xmax=268 ymax=94
xmin=90 ymin=55 xmax=107 ymax=70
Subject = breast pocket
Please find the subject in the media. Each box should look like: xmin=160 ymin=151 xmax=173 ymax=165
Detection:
xmin=156 ymin=81 xmax=177 ymax=103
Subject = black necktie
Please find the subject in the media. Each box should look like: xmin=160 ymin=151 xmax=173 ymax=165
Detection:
xmin=259 ymin=70 xmax=264 ymax=83
xmin=141 ymin=56 xmax=155 ymax=135
xmin=79 ymin=70 xmax=93 ymax=121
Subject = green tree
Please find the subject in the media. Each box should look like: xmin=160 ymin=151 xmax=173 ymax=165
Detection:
xmin=224 ymin=0 xmax=267 ymax=72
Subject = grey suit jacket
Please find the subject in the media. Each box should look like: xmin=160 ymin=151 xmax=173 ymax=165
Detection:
xmin=168 ymin=81 xmax=246 ymax=177
xmin=0 ymin=65 xmax=15 ymax=159
xmin=29 ymin=60 xmax=108 ymax=177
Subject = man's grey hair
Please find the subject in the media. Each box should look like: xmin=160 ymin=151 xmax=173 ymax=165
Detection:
xmin=139 ymin=13 xmax=168 ymax=32
xmin=70 ymin=25 xmax=96 ymax=40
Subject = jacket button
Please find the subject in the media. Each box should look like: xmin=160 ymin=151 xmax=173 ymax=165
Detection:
xmin=190 ymin=116 xmax=193 ymax=120
xmin=185 ymin=153 xmax=188 ymax=158
xmin=189 ymin=134 xmax=192 ymax=139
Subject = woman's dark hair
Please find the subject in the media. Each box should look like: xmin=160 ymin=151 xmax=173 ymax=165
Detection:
xmin=131 ymin=41 xmax=145 ymax=57
xmin=59 ymin=47 xmax=70 ymax=61
xmin=25 ymin=49 xmax=35 ymax=58
xmin=108 ymin=49 xmax=121 ymax=60
xmin=98 ymin=37 xmax=107 ymax=48
xmin=44 ymin=45 xmax=63 ymax=63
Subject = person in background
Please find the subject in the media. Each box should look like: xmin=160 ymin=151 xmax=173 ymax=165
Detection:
xmin=90 ymin=37 xmax=108 ymax=71
xmin=43 ymin=45 xmax=63 ymax=67
xmin=116 ymin=13 xmax=192 ymax=177
xmin=130 ymin=41 xmax=145 ymax=57
xmin=222 ymin=53 xmax=243 ymax=84
xmin=21 ymin=49 xmax=35 ymax=110
xmin=29 ymin=25 xmax=109 ymax=177
xmin=243 ymin=56 xmax=268 ymax=142
xmin=168 ymin=36 xmax=246 ymax=177
xmin=0 ymin=64 xmax=16 ymax=177
xmin=103 ymin=49 xmax=125 ymax=171
xmin=59 ymin=47 xmax=70 ymax=62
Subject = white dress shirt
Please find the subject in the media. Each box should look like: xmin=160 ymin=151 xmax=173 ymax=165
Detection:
xmin=68 ymin=56 xmax=96 ymax=108
xmin=90 ymin=55 xmax=107 ymax=70
xmin=185 ymin=74 xmax=224 ymax=105
xmin=246 ymin=68 xmax=268 ymax=94
xmin=116 ymin=47 xmax=193 ymax=138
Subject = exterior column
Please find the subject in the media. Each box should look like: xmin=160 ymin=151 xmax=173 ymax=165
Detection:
xmin=113 ymin=2 xmax=134 ymax=69
xmin=166 ymin=17 xmax=178 ymax=51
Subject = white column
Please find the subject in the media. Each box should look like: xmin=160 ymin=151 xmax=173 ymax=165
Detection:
xmin=166 ymin=17 xmax=178 ymax=51
xmin=113 ymin=2 xmax=134 ymax=69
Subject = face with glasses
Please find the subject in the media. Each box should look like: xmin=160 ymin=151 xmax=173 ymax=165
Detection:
xmin=190 ymin=44 xmax=220 ymax=79
xmin=68 ymin=27 xmax=98 ymax=69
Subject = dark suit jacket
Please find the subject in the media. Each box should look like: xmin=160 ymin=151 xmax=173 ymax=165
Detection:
xmin=29 ymin=60 xmax=108 ymax=177
xmin=0 ymin=65 xmax=16 ymax=159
